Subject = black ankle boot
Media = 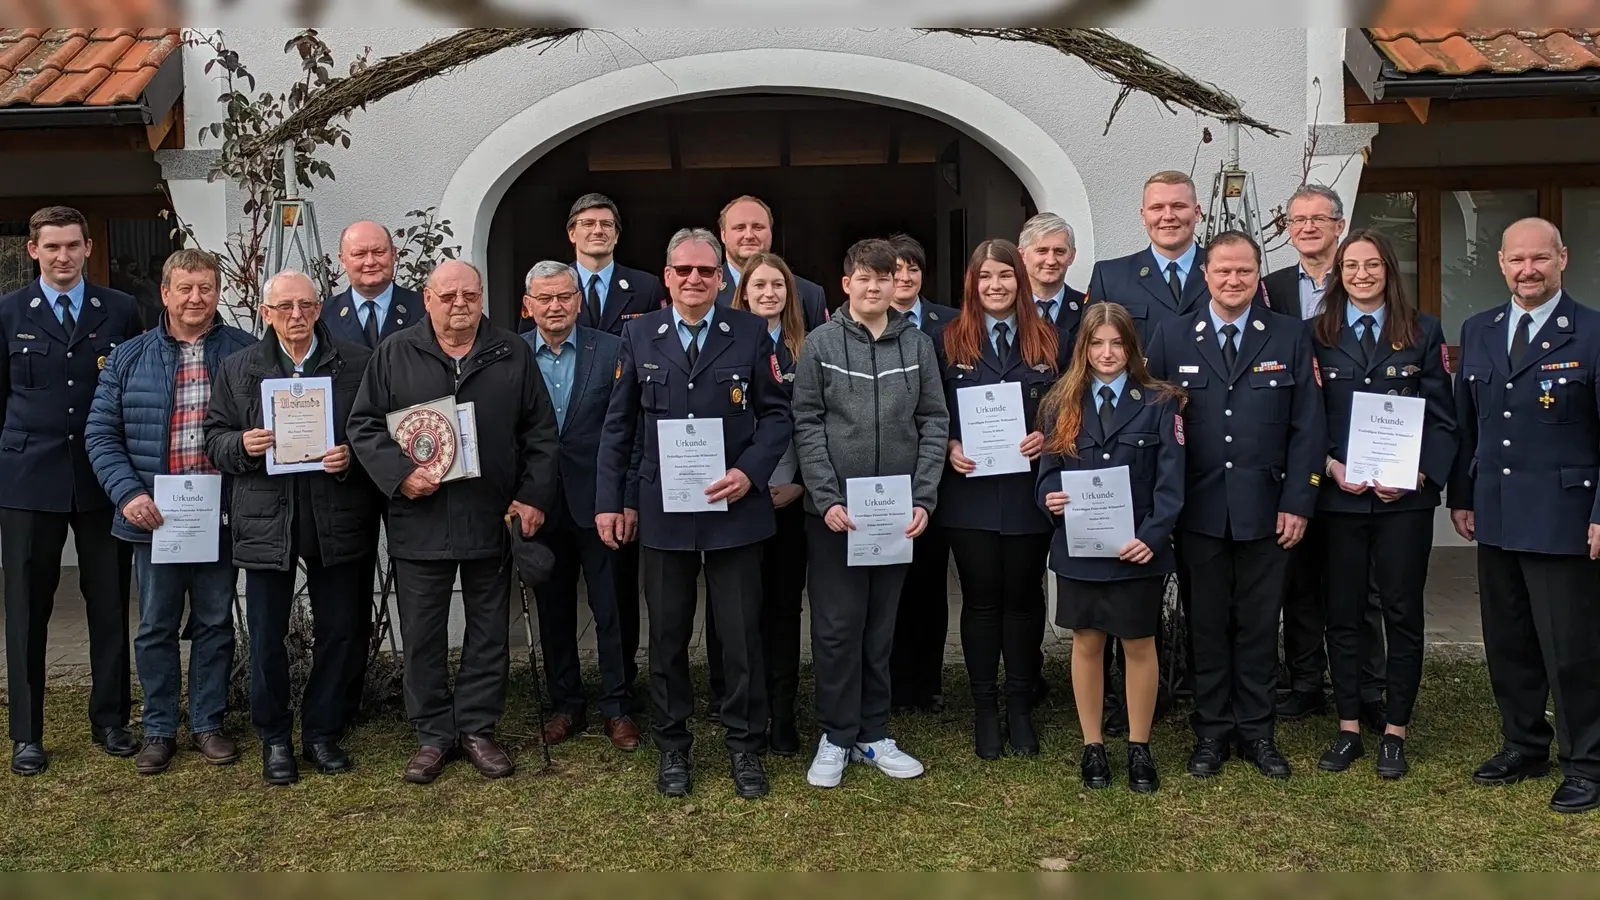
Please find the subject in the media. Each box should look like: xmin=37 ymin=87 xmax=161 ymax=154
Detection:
xmin=974 ymin=706 xmax=1003 ymax=761
xmin=1007 ymin=702 xmax=1039 ymax=756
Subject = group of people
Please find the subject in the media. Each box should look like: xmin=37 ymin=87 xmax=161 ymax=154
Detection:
xmin=2 ymin=169 xmax=1597 ymax=815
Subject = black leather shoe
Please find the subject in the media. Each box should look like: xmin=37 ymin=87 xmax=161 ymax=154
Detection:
xmin=1007 ymin=705 xmax=1039 ymax=757
xmin=1242 ymin=738 xmax=1292 ymax=779
xmin=1277 ymin=689 xmax=1326 ymax=720
xmin=1128 ymin=743 xmax=1159 ymax=793
xmin=1187 ymin=737 xmax=1229 ymax=778
xmin=262 ymin=743 xmax=299 ymax=786
xmin=1318 ymin=730 xmax=1365 ymax=772
xmin=1376 ymin=735 xmax=1408 ymax=780
xmin=1080 ymin=743 xmax=1111 ymax=789
xmin=730 ymin=751 xmax=769 ymax=799
xmin=1360 ymin=700 xmax=1388 ymax=736
xmin=1103 ymin=700 xmax=1129 ymax=739
xmin=303 ymin=741 xmax=353 ymax=774
xmin=973 ymin=708 xmax=1003 ymax=761
xmin=657 ymin=749 xmax=692 ymax=797
xmin=1550 ymin=776 xmax=1600 ymax=814
xmin=10 ymin=742 xmax=46 ymax=776
xmin=92 ymin=726 xmax=138 ymax=758
xmin=767 ymin=716 xmax=800 ymax=757
xmin=1472 ymin=748 xmax=1551 ymax=786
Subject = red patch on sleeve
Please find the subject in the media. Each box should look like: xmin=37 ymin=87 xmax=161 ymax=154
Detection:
xmin=1173 ymin=414 xmax=1185 ymax=446
xmin=1441 ymin=343 xmax=1452 ymax=374
xmin=769 ymin=353 xmax=783 ymax=383
xmin=1312 ymin=357 xmax=1323 ymax=387
xmin=1260 ymin=282 xmax=1273 ymax=309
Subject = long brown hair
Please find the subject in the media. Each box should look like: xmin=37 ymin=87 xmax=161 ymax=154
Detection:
xmin=1313 ymin=229 xmax=1420 ymax=350
xmin=1041 ymin=303 xmax=1182 ymax=457
xmin=731 ymin=251 xmax=805 ymax=362
xmin=942 ymin=239 xmax=1059 ymax=372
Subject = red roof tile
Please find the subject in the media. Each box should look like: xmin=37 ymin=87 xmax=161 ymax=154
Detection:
xmin=1369 ymin=28 xmax=1600 ymax=75
xmin=0 ymin=26 xmax=179 ymax=108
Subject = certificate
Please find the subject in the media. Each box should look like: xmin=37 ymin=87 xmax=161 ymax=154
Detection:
xmin=150 ymin=474 xmax=222 ymax=565
xmin=657 ymin=418 xmax=728 ymax=513
xmin=1060 ymin=466 xmax=1135 ymax=558
xmin=1345 ymin=392 xmax=1425 ymax=489
xmin=956 ymin=381 xmax=1029 ymax=476
xmin=846 ymin=475 xmax=914 ymax=567
xmin=261 ymin=376 xmax=334 ymax=475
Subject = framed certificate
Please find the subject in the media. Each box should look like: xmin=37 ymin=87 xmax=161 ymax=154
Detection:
xmin=261 ymin=376 xmax=335 ymax=475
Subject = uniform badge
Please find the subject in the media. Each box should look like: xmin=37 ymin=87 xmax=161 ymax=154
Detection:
xmin=1386 ymin=366 xmax=1396 ymax=376
xmin=1252 ymin=319 xmax=1265 ymax=331
xmin=1129 ymin=388 xmax=1141 ymax=400
xmin=1559 ymin=316 xmax=1569 ymax=328
xmin=619 ymin=279 xmax=630 ymax=291
xmin=1194 ymin=321 xmax=1206 ymax=332
xmin=16 ymin=333 xmax=34 ymax=339
xmin=97 ymin=355 xmax=107 ymax=370
xmin=1178 ymin=365 xmax=1199 ymax=374
xmin=622 ymin=313 xmax=643 ymax=320
xmin=731 ymin=384 xmax=743 ymax=406
xmin=643 ymin=362 xmax=660 ymax=369
xmin=1140 ymin=266 xmax=1150 ymax=277
xmin=1033 ymin=363 xmax=1049 ymax=373
xmin=1401 ymin=365 xmax=1420 ymax=376
xmin=1494 ymin=311 xmax=1505 ymax=323
xmin=340 ymin=306 xmax=349 ymax=317
xmin=769 ymin=353 xmax=783 ymax=383
xmin=1069 ymin=301 xmax=1079 ymax=311
xmin=614 ymin=359 xmax=622 ymax=380
xmin=1440 ymin=344 xmax=1451 ymax=375
xmin=718 ymin=321 xmax=730 ymax=333
xmin=1310 ymin=473 xmax=1322 ymax=487
xmin=396 ymin=305 xmax=407 ymax=315
xmin=955 ymin=363 xmax=974 ymax=371
xmin=657 ymin=323 xmax=669 ymax=335
xmin=1540 ymin=379 xmax=1556 ymax=409
xmin=29 ymin=298 xmax=40 ymax=308
xmin=1391 ymin=341 xmax=1403 ymax=351
xmin=1173 ymin=414 xmax=1184 ymax=446
xmin=1541 ymin=361 xmax=1579 ymax=371
xmin=90 ymin=297 xmax=101 ymax=308
xmin=1312 ymin=357 xmax=1323 ymax=386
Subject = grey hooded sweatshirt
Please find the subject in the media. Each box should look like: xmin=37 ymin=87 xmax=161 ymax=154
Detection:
xmin=791 ymin=305 xmax=950 ymax=518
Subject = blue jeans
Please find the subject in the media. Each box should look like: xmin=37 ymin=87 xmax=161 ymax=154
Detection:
xmin=132 ymin=544 xmax=237 ymax=739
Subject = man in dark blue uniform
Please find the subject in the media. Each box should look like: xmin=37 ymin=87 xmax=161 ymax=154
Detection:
xmin=1450 ymin=217 xmax=1600 ymax=814
xmin=596 ymin=227 xmax=792 ymax=800
xmin=1145 ymin=230 xmax=1325 ymax=781
xmin=322 ymin=220 xmax=422 ymax=349
xmin=1 ymin=206 xmax=142 ymax=774
xmin=716 ymin=195 xmax=830 ymax=332
xmin=1087 ymin=171 xmax=1208 ymax=346
xmin=518 ymin=260 xmax=641 ymax=754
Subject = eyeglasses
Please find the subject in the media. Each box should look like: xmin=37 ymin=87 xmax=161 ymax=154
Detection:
xmin=670 ymin=265 xmax=720 ymax=279
xmin=1341 ymin=260 xmax=1386 ymax=274
xmin=573 ymin=218 xmax=617 ymax=233
xmin=528 ymin=290 xmax=579 ymax=305
xmin=433 ymin=291 xmax=482 ymax=305
xmin=262 ymin=301 xmax=319 ymax=315
xmin=1290 ymin=215 xmax=1342 ymax=228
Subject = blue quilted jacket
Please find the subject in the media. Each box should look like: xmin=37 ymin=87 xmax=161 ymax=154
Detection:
xmin=86 ymin=315 xmax=255 ymax=543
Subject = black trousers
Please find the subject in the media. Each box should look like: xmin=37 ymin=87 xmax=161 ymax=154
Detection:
xmin=948 ymin=528 xmax=1050 ymax=705
xmin=243 ymin=555 xmax=369 ymax=744
xmin=1 ymin=507 xmax=132 ymax=742
xmin=889 ymin=526 xmax=950 ymax=708
xmin=1478 ymin=544 xmax=1600 ymax=780
xmin=1182 ymin=530 xmax=1291 ymax=742
xmin=393 ymin=556 xmax=510 ymax=748
xmin=643 ymin=544 xmax=765 ymax=753
xmin=1282 ymin=518 xmax=1387 ymax=701
xmin=806 ymin=515 xmax=906 ymax=748
xmin=1321 ymin=509 xmax=1431 ymax=725
xmin=533 ymin=507 xmax=629 ymax=720
xmin=613 ymin=540 xmax=641 ymax=689
xmin=760 ymin=501 xmax=807 ymax=720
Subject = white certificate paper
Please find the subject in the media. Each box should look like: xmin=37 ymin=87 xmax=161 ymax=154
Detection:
xmin=1060 ymin=466 xmax=1136 ymax=558
xmin=956 ymin=381 xmax=1030 ymax=476
xmin=846 ymin=475 xmax=914 ymax=567
xmin=657 ymin=418 xmax=728 ymax=513
xmin=1345 ymin=393 xmax=1425 ymax=489
xmin=261 ymin=376 xmax=335 ymax=475
xmin=150 ymin=474 xmax=222 ymax=564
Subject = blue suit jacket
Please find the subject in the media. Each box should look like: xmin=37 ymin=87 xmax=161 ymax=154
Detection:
xmin=1450 ymin=292 xmax=1600 ymax=555
xmin=1088 ymin=247 xmax=1208 ymax=347
xmin=718 ymin=272 xmax=830 ymax=333
xmin=321 ymin=285 xmax=422 ymax=348
xmin=1 ymin=279 xmax=142 ymax=513
xmin=520 ymin=326 xmax=636 ymax=525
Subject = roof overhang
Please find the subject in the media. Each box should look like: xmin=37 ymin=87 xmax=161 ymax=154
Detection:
xmin=1349 ymin=28 xmax=1600 ymax=102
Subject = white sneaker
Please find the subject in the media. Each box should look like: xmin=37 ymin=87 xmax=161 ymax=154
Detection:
xmin=807 ymin=736 xmax=850 ymax=788
xmin=852 ymin=737 xmax=925 ymax=779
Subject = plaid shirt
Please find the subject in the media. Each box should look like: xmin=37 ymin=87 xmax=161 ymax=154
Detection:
xmin=167 ymin=336 xmax=218 ymax=475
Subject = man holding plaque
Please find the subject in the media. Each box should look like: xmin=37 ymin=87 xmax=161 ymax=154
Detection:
xmin=203 ymin=270 xmax=382 ymax=786
xmin=596 ymin=227 xmax=791 ymax=800
xmin=348 ymin=259 xmax=560 ymax=785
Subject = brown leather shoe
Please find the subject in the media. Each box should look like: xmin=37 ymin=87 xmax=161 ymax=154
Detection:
xmin=460 ymin=733 xmax=515 ymax=779
xmin=191 ymin=731 xmax=238 ymax=766
xmin=134 ymin=737 xmax=176 ymax=776
xmin=604 ymin=716 xmax=643 ymax=751
xmin=403 ymin=745 xmax=452 ymax=784
xmin=542 ymin=712 xmax=586 ymax=746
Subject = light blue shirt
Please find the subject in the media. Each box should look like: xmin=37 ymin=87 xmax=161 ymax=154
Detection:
xmin=985 ymin=312 xmax=1018 ymax=355
xmin=575 ymin=260 xmax=615 ymax=316
xmin=354 ymin=282 xmax=394 ymax=332
xmin=1347 ymin=302 xmax=1387 ymax=341
xmin=901 ymin=298 xmax=925 ymax=329
xmin=43 ymin=278 xmax=85 ymax=325
xmin=673 ymin=305 xmax=716 ymax=354
xmin=1150 ymin=243 xmax=1200 ymax=289
xmin=1094 ymin=371 xmax=1129 ymax=406
xmin=769 ymin=323 xmax=782 ymax=347
xmin=726 ymin=263 xmax=742 ymax=289
xmin=1210 ymin=305 xmax=1250 ymax=351
xmin=1506 ymin=291 xmax=1562 ymax=355
xmin=532 ymin=330 xmax=579 ymax=430
xmin=1298 ymin=264 xmax=1330 ymax=320
xmin=1033 ymin=285 xmax=1066 ymax=323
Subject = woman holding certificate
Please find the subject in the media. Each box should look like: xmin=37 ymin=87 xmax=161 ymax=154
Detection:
xmin=1310 ymin=230 xmax=1456 ymax=780
xmin=934 ymin=239 xmax=1063 ymax=760
xmin=1037 ymin=303 xmax=1184 ymax=793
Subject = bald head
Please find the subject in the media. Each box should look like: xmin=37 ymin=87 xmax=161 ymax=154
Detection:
xmin=423 ymin=259 xmax=485 ymax=342
xmin=1502 ymin=217 xmax=1564 ymax=252
xmin=339 ymin=220 xmax=396 ymax=299
xmin=1500 ymin=217 xmax=1568 ymax=308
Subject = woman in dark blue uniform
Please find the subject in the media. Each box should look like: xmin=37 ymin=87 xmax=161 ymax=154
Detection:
xmin=936 ymin=239 xmax=1061 ymax=759
xmin=1310 ymin=229 xmax=1456 ymax=780
xmin=731 ymin=251 xmax=809 ymax=756
xmin=1037 ymin=302 xmax=1184 ymax=792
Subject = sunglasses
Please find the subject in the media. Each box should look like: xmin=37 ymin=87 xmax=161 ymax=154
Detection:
xmin=670 ymin=265 xmax=720 ymax=279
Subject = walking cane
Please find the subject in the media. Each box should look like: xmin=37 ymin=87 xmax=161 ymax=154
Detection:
xmin=506 ymin=516 xmax=555 ymax=772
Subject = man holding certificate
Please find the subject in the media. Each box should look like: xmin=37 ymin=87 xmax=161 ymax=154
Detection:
xmin=595 ymin=228 xmax=791 ymax=800
xmin=203 ymin=270 xmax=382 ymax=786
xmin=791 ymin=238 xmax=948 ymax=791
xmin=1307 ymin=231 xmax=1455 ymax=781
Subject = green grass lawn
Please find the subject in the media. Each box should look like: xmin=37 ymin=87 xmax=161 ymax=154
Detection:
xmin=2 ymin=658 xmax=1598 ymax=871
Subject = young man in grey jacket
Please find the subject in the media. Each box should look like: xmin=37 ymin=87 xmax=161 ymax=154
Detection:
xmin=791 ymin=238 xmax=950 ymax=788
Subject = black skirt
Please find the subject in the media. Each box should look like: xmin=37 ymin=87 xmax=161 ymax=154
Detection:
xmin=1054 ymin=574 xmax=1164 ymax=639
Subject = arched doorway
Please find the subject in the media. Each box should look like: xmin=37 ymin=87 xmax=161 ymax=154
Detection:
xmin=486 ymin=94 xmax=1035 ymax=327
xmin=435 ymin=48 xmax=1097 ymax=323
